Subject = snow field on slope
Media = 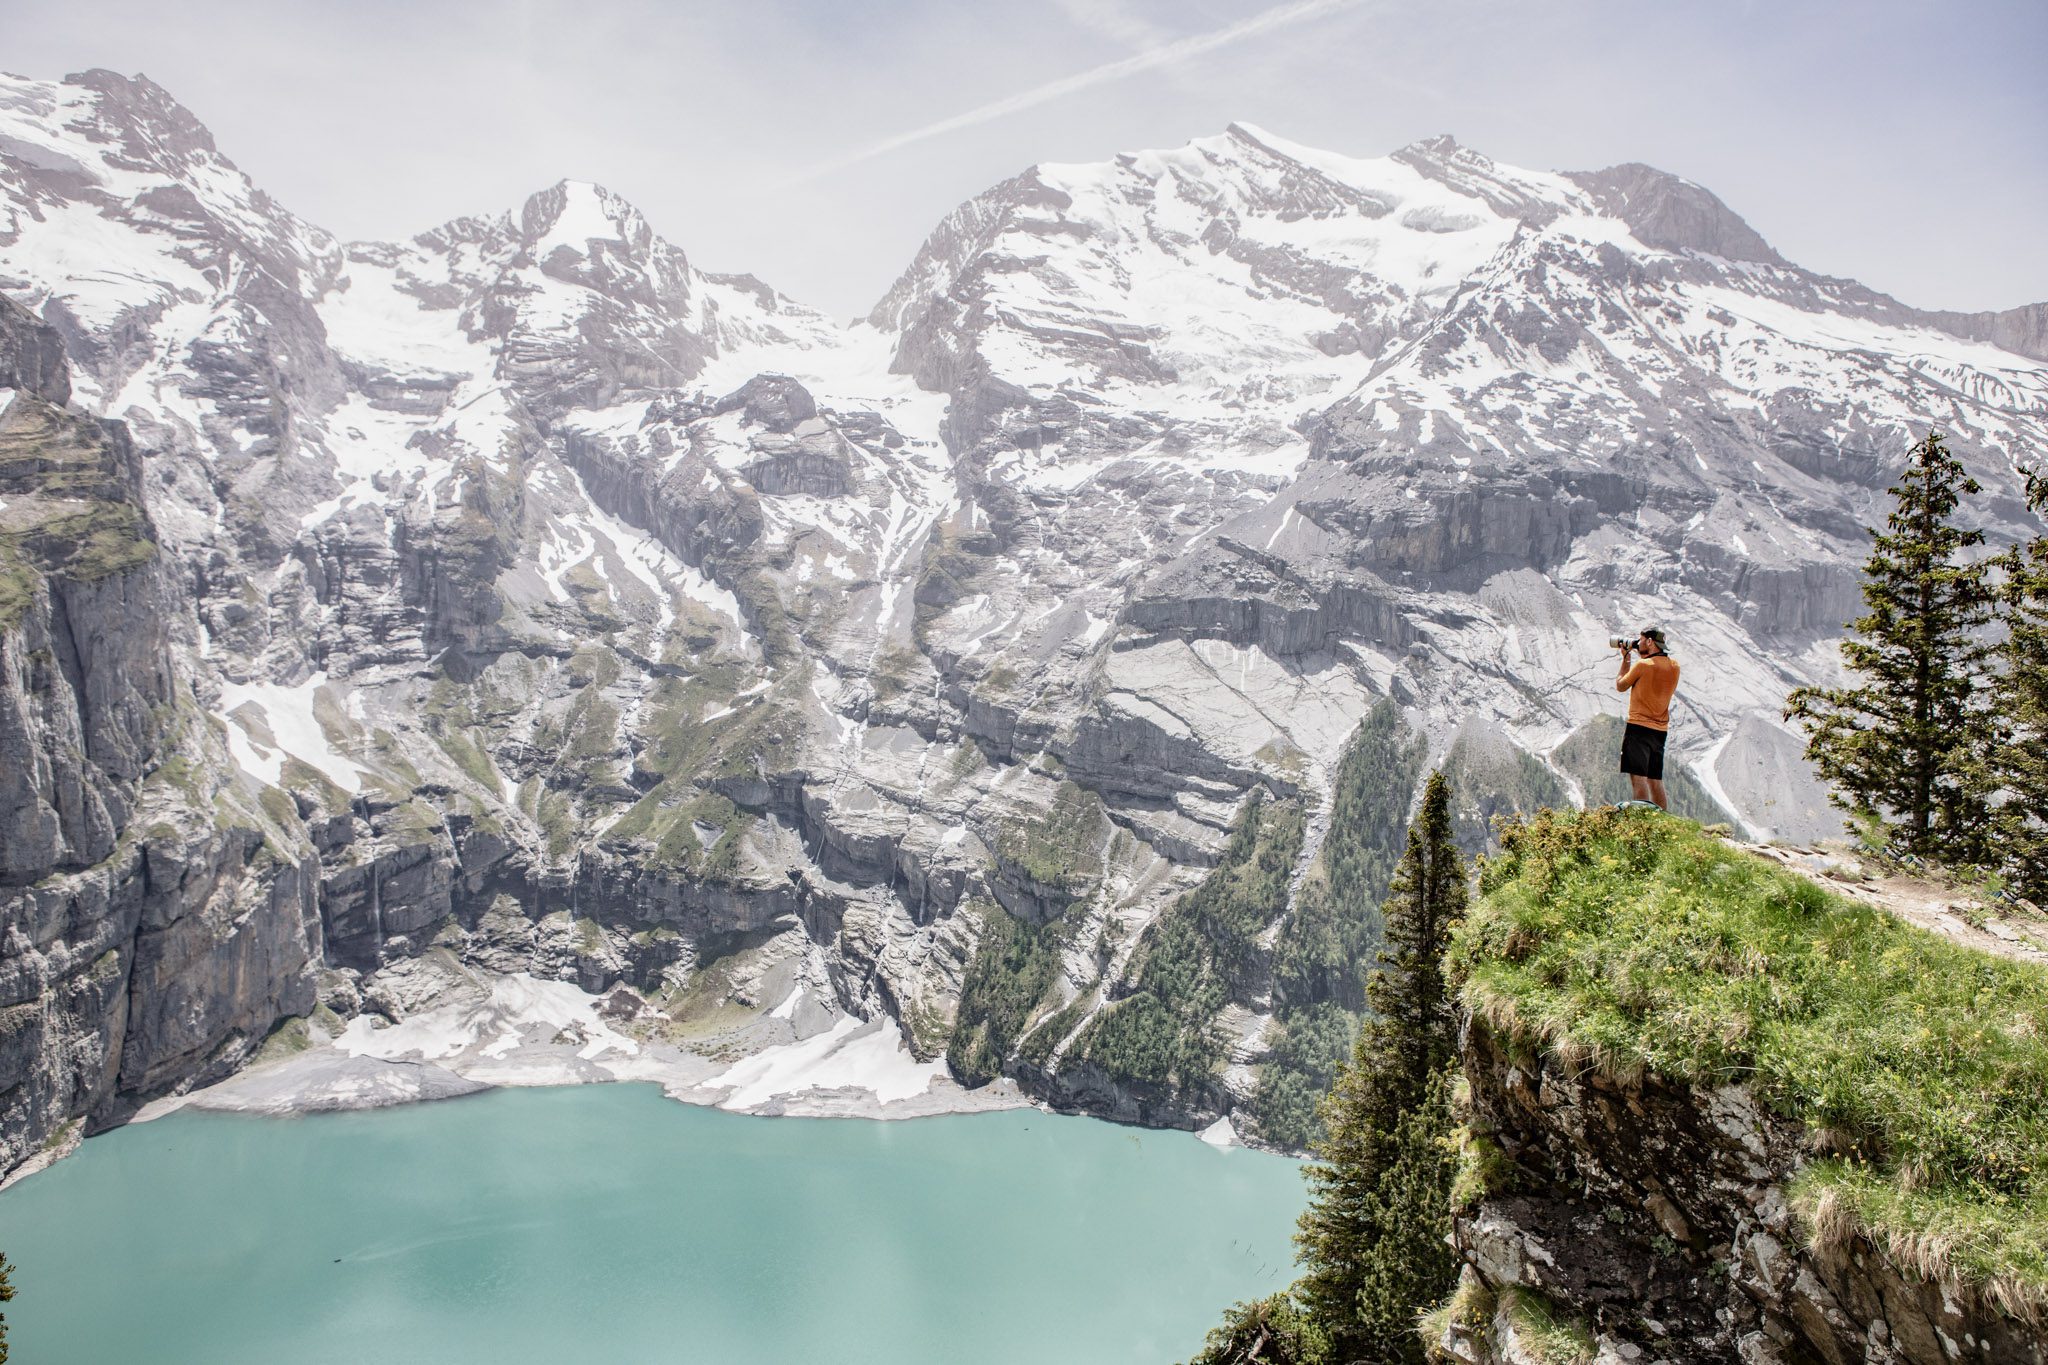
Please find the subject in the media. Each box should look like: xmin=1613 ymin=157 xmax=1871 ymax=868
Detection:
xmin=547 ymin=463 xmax=746 ymax=629
xmin=300 ymin=394 xmax=458 ymax=526
xmin=0 ymin=197 xmax=216 ymax=330
xmin=710 ymin=1014 xmax=943 ymax=1109
xmin=532 ymin=180 xmax=629 ymax=255
xmin=318 ymin=254 xmax=498 ymax=378
xmin=334 ymin=973 xmax=640 ymax=1065
xmin=688 ymin=319 xmax=952 ymax=454
xmin=215 ymin=673 xmax=371 ymax=793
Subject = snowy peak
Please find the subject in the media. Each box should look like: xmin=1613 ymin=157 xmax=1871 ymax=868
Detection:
xmin=518 ymin=179 xmax=662 ymax=264
xmin=64 ymin=68 xmax=222 ymax=166
xmin=1389 ymin=132 xmax=1588 ymax=225
xmin=1567 ymin=162 xmax=1785 ymax=266
xmin=503 ymin=177 xmax=701 ymax=349
xmin=0 ymin=68 xmax=340 ymax=296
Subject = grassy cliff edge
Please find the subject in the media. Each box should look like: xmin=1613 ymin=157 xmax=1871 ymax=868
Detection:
xmin=1452 ymin=806 xmax=2048 ymax=1315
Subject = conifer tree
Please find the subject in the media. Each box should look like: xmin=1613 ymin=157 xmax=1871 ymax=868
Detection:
xmin=1992 ymin=470 xmax=2048 ymax=903
xmin=1293 ymin=772 xmax=1466 ymax=1364
xmin=1186 ymin=1291 xmax=1330 ymax=1365
xmin=1786 ymin=431 xmax=1999 ymax=861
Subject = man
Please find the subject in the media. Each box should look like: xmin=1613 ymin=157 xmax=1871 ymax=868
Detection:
xmin=1615 ymin=627 xmax=1680 ymax=811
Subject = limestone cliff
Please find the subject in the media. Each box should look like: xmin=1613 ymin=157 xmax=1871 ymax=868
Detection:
xmin=0 ymin=295 xmax=321 ymax=1174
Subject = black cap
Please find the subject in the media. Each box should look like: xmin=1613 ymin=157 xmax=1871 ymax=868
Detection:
xmin=1640 ymin=627 xmax=1666 ymax=644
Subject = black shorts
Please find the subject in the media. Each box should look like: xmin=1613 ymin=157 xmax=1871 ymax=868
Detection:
xmin=1619 ymin=723 xmax=1667 ymax=780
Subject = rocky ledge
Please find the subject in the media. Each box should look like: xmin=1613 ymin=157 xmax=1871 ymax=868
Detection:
xmin=1438 ymin=1019 xmax=2042 ymax=1364
xmin=1430 ymin=811 xmax=2048 ymax=1365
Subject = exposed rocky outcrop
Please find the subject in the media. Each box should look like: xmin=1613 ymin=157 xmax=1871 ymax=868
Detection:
xmin=0 ymin=295 xmax=324 ymax=1174
xmin=1921 ymin=301 xmax=2048 ymax=364
xmin=1567 ymin=162 xmax=1787 ymax=267
xmin=1443 ymin=1013 xmax=2043 ymax=1364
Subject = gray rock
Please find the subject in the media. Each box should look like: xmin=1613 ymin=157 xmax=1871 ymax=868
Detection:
xmin=2 ymin=69 xmax=2044 ymax=1184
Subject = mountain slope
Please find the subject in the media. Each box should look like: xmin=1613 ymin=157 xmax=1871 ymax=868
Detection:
xmin=1 ymin=69 xmax=2043 ymax=1172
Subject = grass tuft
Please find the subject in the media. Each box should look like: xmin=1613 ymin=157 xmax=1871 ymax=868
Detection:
xmin=1495 ymin=1286 xmax=1595 ymax=1365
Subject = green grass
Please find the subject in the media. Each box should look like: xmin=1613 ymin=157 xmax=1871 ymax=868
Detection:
xmin=539 ymin=794 xmax=578 ymax=860
xmin=0 ymin=394 xmax=156 ymax=608
xmin=0 ymin=501 xmax=156 ymax=629
xmin=1494 ymin=1287 xmax=1596 ymax=1365
xmin=1454 ymin=805 xmax=2048 ymax=1309
xmin=434 ymin=727 xmax=502 ymax=792
xmin=602 ymin=784 xmax=750 ymax=879
xmin=0 ymin=547 xmax=39 ymax=629
xmin=249 ymin=1016 xmax=314 ymax=1065
xmin=1450 ymin=1123 xmax=1515 ymax=1211
xmin=279 ymin=757 xmax=351 ymax=812
xmin=257 ymin=784 xmax=299 ymax=831
xmin=629 ymin=662 xmax=798 ymax=787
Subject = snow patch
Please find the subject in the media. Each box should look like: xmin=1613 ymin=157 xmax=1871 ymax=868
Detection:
xmin=709 ymin=1015 xmax=942 ymax=1109
xmin=335 ymin=974 xmax=640 ymax=1065
xmin=215 ymin=673 xmax=370 ymax=793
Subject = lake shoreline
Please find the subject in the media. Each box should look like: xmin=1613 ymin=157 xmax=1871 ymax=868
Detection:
xmin=132 ymin=967 xmax=1039 ymax=1133
xmin=1 ymin=1080 xmax=1303 ymax=1365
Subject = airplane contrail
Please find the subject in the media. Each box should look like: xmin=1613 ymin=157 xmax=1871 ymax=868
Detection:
xmin=781 ymin=0 xmax=1368 ymax=185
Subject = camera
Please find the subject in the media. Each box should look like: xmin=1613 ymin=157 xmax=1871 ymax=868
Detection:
xmin=1609 ymin=637 xmax=1634 ymax=651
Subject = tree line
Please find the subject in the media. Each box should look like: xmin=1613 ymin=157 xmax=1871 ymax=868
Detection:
xmin=1788 ymin=431 xmax=2048 ymax=903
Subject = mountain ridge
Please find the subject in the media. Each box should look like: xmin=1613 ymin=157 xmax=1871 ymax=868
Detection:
xmin=1 ymin=65 xmax=2044 ymax=1175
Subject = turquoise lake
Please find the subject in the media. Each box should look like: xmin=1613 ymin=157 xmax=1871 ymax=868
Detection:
xmin=0 ymin=1085 xmax=1306 ymax=1364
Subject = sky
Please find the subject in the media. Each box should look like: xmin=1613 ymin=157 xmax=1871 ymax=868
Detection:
xmin=3 ymin=0 xmax=2043 ymax=320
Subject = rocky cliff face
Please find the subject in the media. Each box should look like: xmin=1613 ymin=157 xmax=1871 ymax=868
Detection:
xmin=0 ymin=294 xmax=321 ymax=1174
xmin=1438 ymin=1013 xmax=2042 ymax=1365
xmin=1 ymin=70 xmax=2044 ymax=1174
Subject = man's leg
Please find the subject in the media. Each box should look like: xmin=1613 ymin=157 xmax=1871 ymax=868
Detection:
xmin=1647 ymin=778 xmax=1668 ymax=811
xmin=1629 ymin=774 xmax=1652 ymax=802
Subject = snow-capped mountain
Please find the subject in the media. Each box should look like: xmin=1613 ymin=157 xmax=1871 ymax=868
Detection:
xmin=3 ymin=69 xmax=2043 ymax=1172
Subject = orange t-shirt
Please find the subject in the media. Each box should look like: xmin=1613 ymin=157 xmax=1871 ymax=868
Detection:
xmin=1618 ymin=655 xmax=1680 ymax=731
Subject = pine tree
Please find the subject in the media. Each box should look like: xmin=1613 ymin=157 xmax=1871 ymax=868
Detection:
xmin=1186 ymin=1291 xmax=1330 ymax=1365
xmin=1294 ymin=772 xmax=1466 ymax=1364
xmin=1992 ymin=470 xmax=2048 ymax=903
xmin=1359 ymin=773 xmax=1467 ymax=1100
xmin=1342 ymin=1069 xmax=1458 ymax=1357
xmin=1786 ymin=431 xmax=1999 ymax=861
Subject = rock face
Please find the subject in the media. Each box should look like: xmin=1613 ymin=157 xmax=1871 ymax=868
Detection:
xmin=1 ymin=70 xmax=2044 ymax=1175
xmin=1443 ymin=1014 xmax=2044 ymax=1364
xmin=0 ymin=294 xmax=322 ymax=1173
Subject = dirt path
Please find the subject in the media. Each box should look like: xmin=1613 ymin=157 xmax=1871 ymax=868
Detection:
xmin=1739 ymin=841 xmax=2048 ymax=968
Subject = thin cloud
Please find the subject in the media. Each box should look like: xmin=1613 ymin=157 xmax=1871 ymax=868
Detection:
xmin=781 ymin=0 xmax=1367 ymax=185
xmin=1051 ymin=0 xmax=1174 ymax=50
xmin=1052 ymin=0 xmax=1213 ymax=99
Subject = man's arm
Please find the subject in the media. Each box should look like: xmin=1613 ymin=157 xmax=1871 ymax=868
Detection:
xmin=1616 ymin=649 xmax=1641 ymax=693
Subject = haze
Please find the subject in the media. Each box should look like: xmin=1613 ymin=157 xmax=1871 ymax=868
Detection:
xmin=4 ymin=0 xmax=2043 ymax=320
